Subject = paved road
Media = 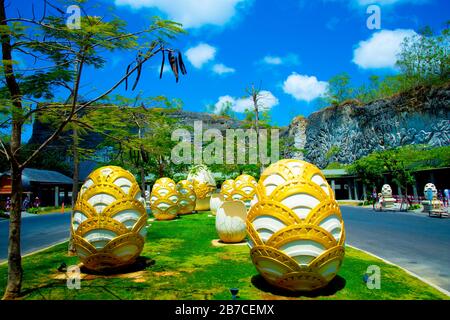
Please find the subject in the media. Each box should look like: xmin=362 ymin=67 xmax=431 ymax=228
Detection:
xmin=0 ymin=207 xmax=449 ymax=293
xmin=341 ymin=206 xmax=450 ymax=292
xmin=0 ymin=213 xmax=71 ymax=262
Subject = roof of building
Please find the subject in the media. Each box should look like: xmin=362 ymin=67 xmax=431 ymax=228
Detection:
xmin=322 ymin=169 xmax=351 ymax=177
xmin=1 ymin=168 xmax=73 ymax=185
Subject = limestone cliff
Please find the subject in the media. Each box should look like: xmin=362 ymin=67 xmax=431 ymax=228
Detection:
xmin=287 ymin=84 xmax=450 ymax=168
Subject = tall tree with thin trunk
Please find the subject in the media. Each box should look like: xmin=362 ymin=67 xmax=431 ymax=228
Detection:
xmin=0 ymin=0 xmax=186 ymax=299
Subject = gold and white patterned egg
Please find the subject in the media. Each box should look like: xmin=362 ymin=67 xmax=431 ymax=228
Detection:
xmin=381 ymin=184 xmax=393 ymax=198
xmin=247 ymin=159 xmax=345 ymax=292
xmin=150 ymin=178 xmax=179 ymax=220
xmin=220 ymin=179 xmax=235 ymax=200
xmin=230 ymin=174 xmax=257 ymax=209
xmin=187 ymin=165 xmax=216 ymax=211
xmin=424 ymin=183 xmax=437 ymax=198
xmin=72 ymin=166 xmax=147 ymax=271
xmin=216 ymin=201 xmax=247 ymax=243
xmin=176 ymin=180 xmax=196 ymax=214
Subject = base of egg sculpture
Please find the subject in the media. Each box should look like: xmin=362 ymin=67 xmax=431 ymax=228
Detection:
xmin=150 ymin=178 xmax=179 ymax=220
xmin=188 ymin=165 xmax=216 ymax=211
xmin=210 ymin=193 xmax=225 ymax=215
xmin=176 ymin=180 xmax=196 ymax=214
xmin=72 ymin=166 xmax=147 ymax=272
xmin=381 ymin=184 xmax=396 ymax=209
xmin=216 ymin=201 xmax=247 ymax=243
xmin=247 ymin=159 xmax=345 ymax=292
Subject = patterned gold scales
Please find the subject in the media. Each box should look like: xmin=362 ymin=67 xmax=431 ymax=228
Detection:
xmin=150 ymin=178 xmax=180 ymax=220
xmin=220 ymin=179 xmax=235 ymax=200
xmin=72 ymin=166 xmax=147 ymax=271
xmin=247 ymin=159 xmax=346 ymax=292
xmin=176 ymin=180 xmax=196 ymax=214
xmin=230 ymin=174 xmax=257 ymax=209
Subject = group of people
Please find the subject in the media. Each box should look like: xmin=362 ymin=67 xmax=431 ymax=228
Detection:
xmin=4 ymin=196 xmax=41 ymax=212
xmin=371 ymin=188 xmax=450 ymax=206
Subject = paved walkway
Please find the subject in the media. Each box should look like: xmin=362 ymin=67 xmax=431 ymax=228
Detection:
xmin=0 ymin=212 xmax=71 ymax=262
xmin=341 ymin=205 xmax=450 ymax=292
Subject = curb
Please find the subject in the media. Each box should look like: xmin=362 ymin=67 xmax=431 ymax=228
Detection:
xmin=347 ymin=244 xmax=450 ymax=298
xmin=0 ymin=239 xmax=69 ymax=266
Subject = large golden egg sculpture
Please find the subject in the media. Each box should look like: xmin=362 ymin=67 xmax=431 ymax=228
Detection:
xmin=231 ymin=174 xmax=257 ymax=210
xmin=150 ymin=178 xmax=179 ymax=220
xmin=247 ymin=159 xmax=345 ymax=292
xmin=176 ymin=180 xmax=196 ymax=214
xmin=72 ymin=166 xmax=147 ymax=271
xmin=187 ymin=165 xmax=216 ymax=211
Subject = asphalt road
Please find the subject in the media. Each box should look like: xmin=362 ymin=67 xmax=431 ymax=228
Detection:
xmin=0 ymin=207 xmax=449 ymax=293
xmin=341 ymin=206 xmax=450 ymax=292
xmin=0 ymin=213 xmax=71 ymax=263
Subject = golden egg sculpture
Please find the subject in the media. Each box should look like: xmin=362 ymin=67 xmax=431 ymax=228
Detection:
xmin=231 ymin=174 xmax=258 ymax=210
xmin=187 ymin=164 xmax=216 ymax=211
xmin=220 ymin=179 xmax=235 ymax=200
xmin=150 ymin=178 xmax=179 ymax=220
xmin=72 ymin=166 xmax=147 ymax=271
xmin=176 ymin=180 xmax=196 ymax=214
xmin=216 ymin=201 xmax=247 ymax=243
xmin=247 ymin=159 xmax=345 ymax=292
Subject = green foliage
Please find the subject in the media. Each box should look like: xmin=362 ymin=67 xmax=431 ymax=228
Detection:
xmin=326 ymin=73 xmax=353 ymax=105
xmin=349 ymin=145 xmax=450 ymax=190
xmin=325 ymin=145 xmax=341 ymax=161
xmin=319 ymin=22 xmax=449 ymax=108
xmin=396 ymin=23 xmax=449 ymax=87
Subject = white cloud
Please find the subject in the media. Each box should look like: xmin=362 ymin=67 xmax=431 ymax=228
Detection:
xmin=185 ymin=43 xmax=217 ymax=69
xmin=263 ymin=56 xmax=283 ymax=65
xmin=283 ymin=73 xmax=328 ymax=102
xmin=261 ymin=54 xmax=300 ymax=66
xmin=212 ymin=63 xmax=236 ymax=75
xmin=213 ymin=91 xmax=279 ymax=114
xmin=352 ymin=29 xmax=417 ymax=69
xmin=114 ymin=0 xmax=247 ymax=28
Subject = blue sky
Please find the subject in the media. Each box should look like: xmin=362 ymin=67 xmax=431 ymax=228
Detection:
xmin=7 ymin=0 xmax=450 ymax=140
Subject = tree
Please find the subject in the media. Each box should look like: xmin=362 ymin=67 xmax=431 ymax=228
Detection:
xmin=326 ymin=72 xmax=353 ymax=105
xmin=0 ymin=0 xmax=186 ymax=299
xmin=396 ymin=23 xmax=449 ymax=87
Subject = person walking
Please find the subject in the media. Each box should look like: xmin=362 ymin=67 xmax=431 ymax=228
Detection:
xmin=33 ymin=196 xmax=41 ymax=208
xmin=5 ymin=197 xmax=11 ymax=212
xmin=22 ymin=196 xmax=30 ymax=211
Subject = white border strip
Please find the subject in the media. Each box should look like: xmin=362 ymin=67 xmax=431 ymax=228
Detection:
xmin=0 ymin=239 xmax=69 ymax=266
xmin=348 ymin=244 xmax=450 ymax=297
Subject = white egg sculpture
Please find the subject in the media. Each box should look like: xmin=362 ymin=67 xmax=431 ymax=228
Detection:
xmin=424 ymin=183 xmax=437 ymax=199
xmin=72 ymin=166 xmax=147 ymax=271
xmin=216 ymin=201 xmax=247 ymax=243
xmin=210 ymin=193 xmax=225 ymax=216
xmin=247 ymin=159 xmax=345 ymax=292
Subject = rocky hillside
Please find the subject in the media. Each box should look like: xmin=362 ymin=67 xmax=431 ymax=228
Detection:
xmin=286 ymin=84 xmax=450 ymax=168
xmin=29 ymin=84 xmax=449 ymax=170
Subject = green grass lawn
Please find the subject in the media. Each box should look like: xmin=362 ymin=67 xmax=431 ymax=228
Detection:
xmin=0 ymin=212 xmax=447 ymax=300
